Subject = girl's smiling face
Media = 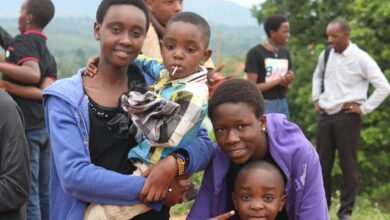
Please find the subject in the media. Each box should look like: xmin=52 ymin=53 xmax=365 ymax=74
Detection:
xmin=94 ymin=4 xmax=147 ymax=68
xmin=212 ymin=102 xmax=268 ymax=165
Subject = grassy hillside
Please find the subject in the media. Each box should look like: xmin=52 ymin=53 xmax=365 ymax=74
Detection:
xmin=1 ymin=17 xmax=264 ymax=78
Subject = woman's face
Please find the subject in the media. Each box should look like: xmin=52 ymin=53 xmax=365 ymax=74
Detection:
xmin=94 ymin=4 xmax=147 ymax=68
xmin=271 ymin=22 xmax=290 ymax=46
xmin=212 ymin=102 xmax=268 ymax=165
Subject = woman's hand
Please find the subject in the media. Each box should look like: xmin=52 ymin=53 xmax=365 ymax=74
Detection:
xmin=84 ymin=56 xmax=99 ymax=77
xmin=209 ymin=210 xmax=235 ymax=220
xmin=140 ymin=155 xmax=178 ymax=202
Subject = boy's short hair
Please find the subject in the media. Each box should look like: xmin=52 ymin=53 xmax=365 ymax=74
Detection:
xmin=166 ymin=12 xmax=211 ymax=48
xmin=96 ymin=0 xmax=150 ymax=31
xmin=234 ymin=160 xmax=285 ymax=191
xmin=208 ymin=79 xmax=265 ymax=120
xmin=264 ymin=14 xmax=288 ymax=37
xmin=26 ymin=0 xmax=55 ymax=29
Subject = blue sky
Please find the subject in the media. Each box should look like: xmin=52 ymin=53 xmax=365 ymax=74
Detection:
xmin=227 ymin=0 xmax=264 ymax=8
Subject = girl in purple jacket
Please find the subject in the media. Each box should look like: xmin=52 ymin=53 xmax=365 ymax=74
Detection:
xmin=188 ymin=79 xmax=329 ymax=220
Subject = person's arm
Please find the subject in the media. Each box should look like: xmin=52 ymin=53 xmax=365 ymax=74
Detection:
xmin=44 ymin=95 xmax=162 ymax=209
xmin=295 ymin=145 xmax=330 ymax=220
xmin=0 ymin=26 xmax=12 ymax=49
xmin=246 ymin=72 xmax=286 ymax=92
xmin=0 ymin=60 xmax=40 ymax=84
xmin=1 ymin=76 xmax=55 ymax=100
xmin=312 ymin=51 xmax=326 ymax=102
xmin=359 ymin=56 xmax=390 ymax=115
xmin=187 ymin=158 xmax=216 ymax=219
xmin=245 ymin=48 xmax=286 ymax=92
xmin=0 ymin=93 xmax=30 ymax=212
xmin=139 ymin=126 xmax=215 ymax=202
xmin=133 ymin=54 xmax=164 ymax=80
xmin=312 ymin=51 xmax=326 ymax=114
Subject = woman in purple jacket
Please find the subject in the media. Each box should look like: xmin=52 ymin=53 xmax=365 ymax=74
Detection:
xmin=188 ymin=79 xmax=329 ymax=220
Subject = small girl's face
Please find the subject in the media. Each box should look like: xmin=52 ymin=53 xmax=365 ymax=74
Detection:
xmin=233 ymin=168 xmax=286 ymax=220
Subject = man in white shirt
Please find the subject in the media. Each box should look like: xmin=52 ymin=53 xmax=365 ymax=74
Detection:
xmin=312 ymin=19 xmax=390 ymax=220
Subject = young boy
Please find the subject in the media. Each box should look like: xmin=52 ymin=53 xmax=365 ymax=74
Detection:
xmin=84 ymin=11 xmax=212 ymax=220
xmin=0 ymin=1 xmax=56 ymax=220
xmin=232 ymin=160 xmax=287 ymax=220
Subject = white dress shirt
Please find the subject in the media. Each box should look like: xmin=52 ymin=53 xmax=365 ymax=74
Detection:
xmin=312 ymin=42 xmax=390 ymax=115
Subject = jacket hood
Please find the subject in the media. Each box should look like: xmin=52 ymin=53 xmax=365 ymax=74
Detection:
xmin=43 ymin=68 xmax=86 ymax=109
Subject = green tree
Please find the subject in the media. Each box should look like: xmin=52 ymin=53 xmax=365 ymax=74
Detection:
xmin=252 ymin=0 xmax=390 ymax=211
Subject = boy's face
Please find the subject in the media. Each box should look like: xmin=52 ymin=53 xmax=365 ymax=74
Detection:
xmin=271 ymin=22 xmax=290 ymax=46
xmin=145 ymin=0 xmax=183 ymax=26
xmin=94 ymin=4 xmax=147 ymax=68
xmin=18 ymin=0 xmax=30 ymax=33
xmin=161 ymin=21 xmax=211 ymax=80
xmin=233 ymin=168 xmax=286 ymax=220
xmin=212 ymin=102 xmax=267 ymax=165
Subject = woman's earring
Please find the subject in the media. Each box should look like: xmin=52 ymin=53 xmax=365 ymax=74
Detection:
xmin=261 ymin=125 xmax=266 ymax=133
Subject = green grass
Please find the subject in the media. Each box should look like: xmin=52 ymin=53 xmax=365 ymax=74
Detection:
xmin=329 ymin=191 xmax=390 ymax=220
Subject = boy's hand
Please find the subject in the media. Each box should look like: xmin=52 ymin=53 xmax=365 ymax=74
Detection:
xmin=139 ymin=155 xmax=178 ymax=202
xmin=210 ymin=211 xmax=235 ymax=220
xmin=84 ymin=56 xmax=99 ymax=77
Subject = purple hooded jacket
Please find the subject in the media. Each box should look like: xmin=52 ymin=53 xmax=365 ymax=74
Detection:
xmin=188 ymin=114 xmax=329 ymax=220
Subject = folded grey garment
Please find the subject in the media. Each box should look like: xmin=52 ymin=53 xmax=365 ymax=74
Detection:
xmin=121 ymin=91 xmax=160 ymax=114
xmin=122 ymin=90 xmax=181 ymax=143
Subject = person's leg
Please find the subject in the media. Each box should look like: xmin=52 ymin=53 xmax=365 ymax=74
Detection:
xmin=316 ymin=113 xmax=336 ymax=208
xmin=279 ymin=98 xmax=290 ymax=119
xmin=26 ymin=129 xmax=42 ymax=220
xmin=39 ymin=129 xmax=51 ymax=220
xmin=264 ymin=99 xmax=290 ymax=119
xmin=334 ymin=113 xmax=361 ymax=219
xmin=264 ymin=99 xmax=277 ymax=115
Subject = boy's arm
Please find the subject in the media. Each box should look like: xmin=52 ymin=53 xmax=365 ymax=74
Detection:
xmin=0 ymin=26 xmax=12 ymax=49
xmin=134 ymin=54 xmax=164 ymax=80
xmin=0 ymin=76 xmax=55 ymax=100
xmin=0 ymin=60 xmax=41 ymax=84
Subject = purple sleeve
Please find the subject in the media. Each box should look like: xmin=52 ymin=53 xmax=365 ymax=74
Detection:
xmin=187 ymin=161 xmax=215 ymax=219
xmin=295 ymin=146 xmax=329 ymax=220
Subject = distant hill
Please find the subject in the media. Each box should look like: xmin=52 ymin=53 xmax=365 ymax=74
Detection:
xmin=0 ymin=0 xmax=258 ymax=27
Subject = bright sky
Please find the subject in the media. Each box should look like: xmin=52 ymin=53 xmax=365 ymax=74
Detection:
xmin=227 ymin=0 xmax=265 ymax=8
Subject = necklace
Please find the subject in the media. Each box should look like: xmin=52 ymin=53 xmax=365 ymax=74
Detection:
xmin=264 ymin=40 xmax=279 ymax=58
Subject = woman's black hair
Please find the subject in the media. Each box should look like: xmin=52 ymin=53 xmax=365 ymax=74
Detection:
xmin=264 ymin=14 xmax=288 ymax=38
xmin=96 ymin=0 xmax=150 ymax=32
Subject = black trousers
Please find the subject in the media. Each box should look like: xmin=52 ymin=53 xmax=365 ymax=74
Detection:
xmin=316 ymin=111 xmax=361 ymax=218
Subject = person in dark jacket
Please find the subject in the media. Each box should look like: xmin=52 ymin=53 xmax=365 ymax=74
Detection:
xmin=0 ymin=89 xmax=31 ymax=220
